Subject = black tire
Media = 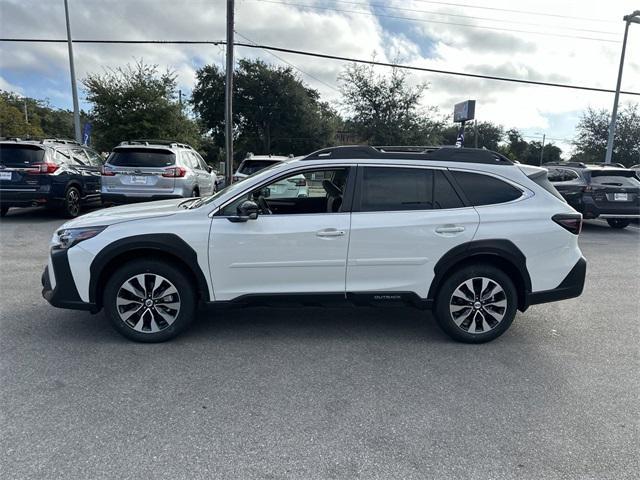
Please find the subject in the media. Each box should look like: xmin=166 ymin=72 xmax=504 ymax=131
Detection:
xmin=103 ymin=259 xmax=197 ymax=342
xmin=606 ymin=219 xmax=630 ymax=229
xmin=434 ymin=263 xmax=518 ymax=344
xmin=61 ymin=186 xmax=81 ymax=218
xmin=0 ymin=206 xmax=9 ymax=217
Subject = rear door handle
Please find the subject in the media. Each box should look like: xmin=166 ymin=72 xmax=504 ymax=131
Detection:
xmin=435 ymin=225 xmax=465 ymax=234
xmin=316 ymin=229 xmax=346 ymax=238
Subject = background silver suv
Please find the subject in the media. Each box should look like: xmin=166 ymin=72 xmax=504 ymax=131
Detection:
xmin=101 ymin=140 xmax=215 ymax=204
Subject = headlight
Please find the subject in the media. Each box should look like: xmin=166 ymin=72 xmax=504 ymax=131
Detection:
xmin=55 ymin=226 xmax=107 ymax=250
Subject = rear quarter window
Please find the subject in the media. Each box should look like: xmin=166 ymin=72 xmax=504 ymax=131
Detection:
xmin=450 ymin=171 xmax=523 ymax=206
xmin=107 ymin=148 xmax=176 ymax=167
xmin=0 ymin=144 xmax=45 ymax=167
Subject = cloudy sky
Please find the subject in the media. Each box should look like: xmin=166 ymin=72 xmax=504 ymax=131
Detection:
xmin=1 ymin=0 xmax=638 ymax=153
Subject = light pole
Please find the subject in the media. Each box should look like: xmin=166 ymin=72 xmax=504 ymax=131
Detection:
xmin=539 ymin=133 xmax=546 ymax=166
xmin=224 ymin=0 xmax=235 ymax=185
xmin=63 ymin=0 xmax=82 ymax=144
xmin=604 ymin=10 xmax=639 ymax=164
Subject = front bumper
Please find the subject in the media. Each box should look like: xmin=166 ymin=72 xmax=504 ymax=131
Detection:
xmin=526 ymin=257 xmax=587 ymax=307
xmin=42 ymin=249 xmax=97 ymax=312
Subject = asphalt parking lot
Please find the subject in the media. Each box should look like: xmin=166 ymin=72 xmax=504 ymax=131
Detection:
xmin=1 ymin=208 xmax=638 ymax=480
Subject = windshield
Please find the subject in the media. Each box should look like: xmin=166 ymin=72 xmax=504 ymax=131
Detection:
xmin=107 ymin=148 xmax=176 ymax=167
xmin=0 ymin=144 xmax=46 ymax=167
xmin=191 ymin=160 xmax=286 ymax=208
xmin=238 ymin=159 xmax=281 ymax=175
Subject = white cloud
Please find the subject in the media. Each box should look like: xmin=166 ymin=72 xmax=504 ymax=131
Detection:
xmin=0 ymin=0 xmax=638 ymax=150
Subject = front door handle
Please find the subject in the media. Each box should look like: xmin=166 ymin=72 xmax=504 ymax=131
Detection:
xmin=316 ymin=228 xmax=346 ymax=238
xmin=435 ymin=225 xmax=465 ymax=234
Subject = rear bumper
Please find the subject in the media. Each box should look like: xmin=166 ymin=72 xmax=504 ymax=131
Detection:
xmin=526 ymin=257 xmax=586 ymax=307
xmin=581 ymin=197 xmax=640 ymax=219
xmin=101 ymin=193 xmax=184 ymax=204
xmin=0 ymin=189 xmax=53 ymax=207
xmin=42 ymin=250 xmax=97 ymax=312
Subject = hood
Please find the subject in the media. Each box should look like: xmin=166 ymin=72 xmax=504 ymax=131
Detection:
xmin=61 ymin=198 xmax=186 ymax=229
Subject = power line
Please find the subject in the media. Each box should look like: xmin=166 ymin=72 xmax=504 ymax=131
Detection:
xmin=409 ymin=0 xmax=618 ymax=24
xmin=322 ymin=0 xmax=619 ymax=35
xmin=233 ymin=30 xmax=341 ymax=92
xmin=250 ymin=0 xmax=621 ymax=43
xmin=2 ymin=37 xmax=638 ymax=96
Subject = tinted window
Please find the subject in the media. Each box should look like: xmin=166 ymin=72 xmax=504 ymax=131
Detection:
xmin=107 ymin=148 xmax=176 ymax=167
xmin=238 ymin=159 xmax=280 ymax=175
xmin=70 ymin=148 xmax=89 ymax=166
xmin=548 ymin=168 xmax=579 ymax=182
xmin=434 ymin=170 xmax=464 ymax=209
xmin=0 ymin=144 xmax=45 ymax=167
xmin=84 ymin=149 xmax=104 ymax=167
xmin=590 ymin=175 xmax=640 ymax=187
xmin=451 ymin=171 xmax=522 ymax=206
xmin=360 ymin=167 xmax=433 ymax=212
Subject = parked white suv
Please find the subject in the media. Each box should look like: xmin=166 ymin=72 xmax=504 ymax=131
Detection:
xmin=42 ymin=146 xmax=586 ymax=343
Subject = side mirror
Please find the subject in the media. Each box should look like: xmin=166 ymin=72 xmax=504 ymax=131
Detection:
xmin=228 ymin=200 xmax=259 ymax=223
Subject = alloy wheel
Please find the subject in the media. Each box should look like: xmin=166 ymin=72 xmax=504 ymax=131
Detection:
xmin=449 ymin=277 xmax=507 ymax=334
xmin=116 ymin=273 xmax=181 ymax=333
xmin=67 ymin=189 xmax=80 ymax=217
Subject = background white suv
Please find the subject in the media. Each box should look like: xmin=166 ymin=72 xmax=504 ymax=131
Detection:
xmin=233 ymin=154 xmax=309 ymax=198
xmin=42 ymin=145 xmax=586 ymax=343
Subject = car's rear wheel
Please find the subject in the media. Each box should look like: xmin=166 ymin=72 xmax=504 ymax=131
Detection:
xmin=606 ymin=219 xmax=630 ymax=229
xmin=0 ymin=206 xmax=9 ymax=217
xmin=103 ymin=259 xmax=196 ymax=342
xmin=434 ymin=264 xmax=517 ymax=343
xmin=61 ymin=186 xmax=81 ymax=218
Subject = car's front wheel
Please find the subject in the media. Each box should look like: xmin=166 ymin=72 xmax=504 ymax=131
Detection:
xmin=606 ymin=219 xmax=630 ymax=229
xmin=434 ymin=264 xmax=517 ymax=343
xmin=103 ymin=259 xmax=197 ymax=342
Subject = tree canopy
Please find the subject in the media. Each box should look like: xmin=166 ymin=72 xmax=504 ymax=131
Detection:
xmin=571 ymin=105 xmax=640 ymax=167
xmin=338 ymin=63 xmax=442 ymax=145
xmin=83 ymin=61 xmax=200 ymax=152
xmin=192 ymin=59 xmax=339 ymax=161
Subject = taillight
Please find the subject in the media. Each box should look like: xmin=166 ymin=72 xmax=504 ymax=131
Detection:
xmin=162 ymin=166 xmax=187 ymax=178
xmin=101 ymin=166 xmax=116 ymax=176
xmin=288 ymin=178 xmax=307 ymax=187
xmin=552 ymin=213 xmax=582 ymax=235
xmin=30 ymin=162 xmax=59 ymax=174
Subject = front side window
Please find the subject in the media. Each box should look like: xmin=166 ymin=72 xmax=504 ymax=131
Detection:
xmin=358 ymin=167 xmax=463 ymax=212
xmin=450 ymin=170 xmax=523 ymax=206
xmin=221 ymin=168 xmax=350 ymax=216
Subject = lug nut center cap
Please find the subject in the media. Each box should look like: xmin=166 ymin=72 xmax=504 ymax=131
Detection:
xmin=473 ymin=301 xmax=482 ymax=310
xmin=145 ymin=299 xmax=154 ymax=307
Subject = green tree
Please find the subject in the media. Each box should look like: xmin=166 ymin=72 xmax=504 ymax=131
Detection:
xmin=338 ymin=62 xmax=442 ymax=145
xmin=83 ymin=61 xmax=201 ymax=152
xmin=571 ymin=105 xmax=640 ymax=166
xmin=439 ymin=121 xmax=504 ymax=150
xmin=192 ymin=59 xmax=339 ymax=160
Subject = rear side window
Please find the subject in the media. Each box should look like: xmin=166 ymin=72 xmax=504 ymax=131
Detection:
xmin=451 ymin=171 xmax=523 ymax=206
xmin=0 ymin=144 xmax=45 ymax=167
xmin=359 ymin=167 xmax=463 ymax=212
xmin=107 ymin=148 xmax=176 ymax=167
xmin=238 ymin=160 xmax=280 ymax=175
xmin=548 ymin=168 xmax=579 ymax=182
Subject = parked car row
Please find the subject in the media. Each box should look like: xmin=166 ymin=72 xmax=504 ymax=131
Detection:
xmin=544 ymin=161 xmax=640 ymax=229
xmin=0 ymin=138 xmax=220 ymax=218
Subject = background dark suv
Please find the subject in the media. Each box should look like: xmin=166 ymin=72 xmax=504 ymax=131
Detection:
xmin=545 ymin=162 xmax=640 ymax=229
xmin=0 ymin=139 xmax=103 ymax=218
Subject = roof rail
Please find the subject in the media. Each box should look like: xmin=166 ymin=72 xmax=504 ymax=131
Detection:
xmin=120 ymin=139 xmax=194 ymax=149
xmin=543 ymin=161 xmax=587 ymax=168
xmin=302 ymin=145 xmax=513 ymax=165
xmin=590 ymin=162 xmax=626 ymax=168
xmin=40 ymin=138 xmax=80 ymax=145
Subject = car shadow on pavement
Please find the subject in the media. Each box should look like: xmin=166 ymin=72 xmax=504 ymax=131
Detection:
xmin=0 ymin=206 xmax=102 ymax=223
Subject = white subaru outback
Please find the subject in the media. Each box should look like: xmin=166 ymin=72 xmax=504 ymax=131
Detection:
xmin=42 ymin=146 xmax=586 ymax=343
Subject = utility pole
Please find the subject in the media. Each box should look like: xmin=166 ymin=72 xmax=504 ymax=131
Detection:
xmin=474 ymin=120 xmax=478 ymax=149
xmin=23 ymin=98 xmax=28 ymax=124
xmin=224 ymin=0 xmax=235 ymax=185
xmin=63 ymin=0 xmax=81 ymax=144
xmin=604 ymin=10 xmax=639 ymax=164
xmin=178 ymin=89 xmax=182 ymax=107
xmin=539 ymin=133 xmax=546 ymax=166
